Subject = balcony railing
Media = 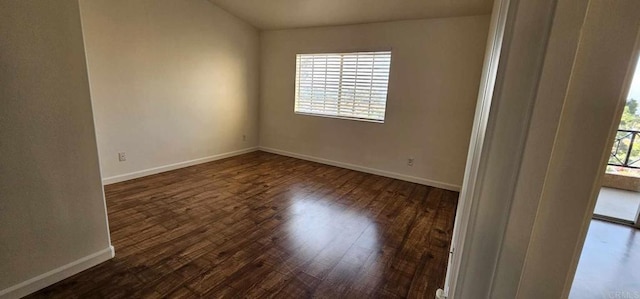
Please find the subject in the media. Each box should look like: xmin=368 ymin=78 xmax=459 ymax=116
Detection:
xmin=609 ymin=129 xmax=640 ymax=169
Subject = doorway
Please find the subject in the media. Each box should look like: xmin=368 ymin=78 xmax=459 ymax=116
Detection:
xmin=569 ymin=47 xmax=640 ymax=299
xmin=595 ymin=56 xmax=640 ymax=227
xmin=444 ymin=0 xmax=640 ymax=297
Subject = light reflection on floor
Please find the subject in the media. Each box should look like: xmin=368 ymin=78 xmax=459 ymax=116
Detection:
xmin=284 ymin=196 xmax=380 ymax=276
xmin=569 ymin=220 xmax=640 ymax=299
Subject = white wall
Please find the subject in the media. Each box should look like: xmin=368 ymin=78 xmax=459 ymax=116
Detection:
xmin=0 ymin=0 xmax=113 ymax=297
xmin=79 ymin=0 xmax=260 ymax=182
xmin=259 ymin=16 xmax=490 ymax=190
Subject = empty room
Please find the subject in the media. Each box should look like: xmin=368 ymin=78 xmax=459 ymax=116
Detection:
xmin=2 ymin=0 xmax=640 ymax=298
xmin=0 ymin=0 xmax=491 ymax=297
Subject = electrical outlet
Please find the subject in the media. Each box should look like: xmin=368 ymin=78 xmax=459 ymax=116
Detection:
xmin=407 ymin=158 xmax=414 ymax=167
xmin=118 ymin=152 xmax=126 ymax=162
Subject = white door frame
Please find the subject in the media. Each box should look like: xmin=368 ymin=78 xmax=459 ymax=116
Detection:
xmin=441 ymin=0 xmax=511 ymax=296
xmin=444 ymin=0 xmax=640 ymax=298
xmin=442 ymin=0 xmax=562 ymax=296
xmin=593 ymin=48 xmax=640 ymax=229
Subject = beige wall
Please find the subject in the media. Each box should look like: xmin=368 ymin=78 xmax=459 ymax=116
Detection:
xmin=79 ymin=0 xmax=260 ymax=182
xmin=0 ymin=0 xmax=112 ymax=295
xmin=259 ymin=16 xmax=490 ymax=190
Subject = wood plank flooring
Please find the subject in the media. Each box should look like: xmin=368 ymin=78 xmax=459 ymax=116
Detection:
xmin=28 ymin=151 xmax=458 ymax=298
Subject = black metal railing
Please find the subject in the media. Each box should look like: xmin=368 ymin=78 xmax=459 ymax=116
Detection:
xmin=609 ymin=129 xmax=640 ymax=169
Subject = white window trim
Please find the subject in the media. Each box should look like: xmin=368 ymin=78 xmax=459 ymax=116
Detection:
xmin=294 ymin=111 xmax=386 ymax=124
xmin=294 ymin=50 xmax=392 ymax=123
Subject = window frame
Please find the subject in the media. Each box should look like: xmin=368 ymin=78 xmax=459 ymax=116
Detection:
xmin=293 ymin=49 xmax=393 ymax=123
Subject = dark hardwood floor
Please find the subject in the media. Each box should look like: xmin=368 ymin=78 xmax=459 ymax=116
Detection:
xmin=28 ymin=151 xmax=458 ymax=298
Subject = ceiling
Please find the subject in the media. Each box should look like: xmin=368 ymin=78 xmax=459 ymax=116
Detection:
xmin=207 ymin=0 xmax=494 ymax=30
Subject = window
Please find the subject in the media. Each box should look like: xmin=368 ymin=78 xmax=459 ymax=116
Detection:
xmin=294 ymin=51 xmax=392 ymax=122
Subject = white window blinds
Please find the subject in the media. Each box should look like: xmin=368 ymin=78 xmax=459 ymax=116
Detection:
xmin=294 ymin=51 xmax=392 ymax=122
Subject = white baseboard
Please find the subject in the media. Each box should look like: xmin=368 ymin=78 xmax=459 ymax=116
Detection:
xmin=0 ymin=246 xmax=115 ymax=299
xmin=258 ymin=146 xmax=461 ymax=192
xmin=101 ymin=146 xmax=461 ymax=191
xmin=102 ymin=147 xmax=259 ymax=185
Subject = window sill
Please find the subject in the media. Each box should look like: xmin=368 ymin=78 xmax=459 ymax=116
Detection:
xmin=294 ymin=112 xmax=385 ymax=124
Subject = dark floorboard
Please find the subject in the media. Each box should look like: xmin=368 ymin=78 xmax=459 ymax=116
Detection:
xmin=28 ymin=151 xmax=458 ymax=298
